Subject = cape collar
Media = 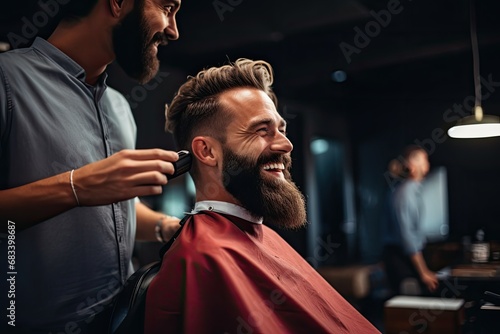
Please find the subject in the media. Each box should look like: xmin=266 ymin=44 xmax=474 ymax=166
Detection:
xmin=190 ymin=201 xmax=263 ymax=225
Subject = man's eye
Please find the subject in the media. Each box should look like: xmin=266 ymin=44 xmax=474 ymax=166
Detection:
xmin=257 ymin=128 xmax=268 ymax=134
xmin=279 ymin=129 xmax=288 ymax=136
xmin=164 ymin=5 xmax=173 ymax=13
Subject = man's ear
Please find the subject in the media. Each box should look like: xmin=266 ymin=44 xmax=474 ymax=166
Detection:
xmin=191 ymin=136 xmax=221 ymax=168
xmin=109 ymin=0 xmax=126 ymax=18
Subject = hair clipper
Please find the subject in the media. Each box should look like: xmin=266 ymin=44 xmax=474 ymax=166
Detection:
xmin=169 ymin=150 xmax=192 ymax=179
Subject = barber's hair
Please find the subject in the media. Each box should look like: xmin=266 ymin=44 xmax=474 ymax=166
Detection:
xmin=59 ymin=0 xmax=100 ymax=22
xmin=28 ymin=0 xmax=105 ymax=40
xmin=388 ymin=145 xmax=426 ymax=179
xmin=165 ymin=58 xmax=277 ymax=151
xmin=60 ymin=0 xmax=141 ymax=22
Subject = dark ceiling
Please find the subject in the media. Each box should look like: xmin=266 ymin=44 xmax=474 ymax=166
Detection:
xmin=162 ymin=0 xmax=500 ymax=110
xmin=1 ymin=0 xmax=500 ymax=122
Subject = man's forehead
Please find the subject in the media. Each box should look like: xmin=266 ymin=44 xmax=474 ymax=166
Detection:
xmin=219 ymin=87 xmax=269 ymax=104
xmin=219 ymin=87 xmax=282 ymax=122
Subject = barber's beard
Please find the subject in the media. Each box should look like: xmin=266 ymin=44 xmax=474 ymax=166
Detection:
xmin=112 ymin=1 xmax=165 ymax=84
xmin=222 ymin=148 xmax=307 ymax=230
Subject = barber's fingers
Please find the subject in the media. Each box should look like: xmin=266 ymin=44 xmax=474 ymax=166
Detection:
xmin=127 ymin=171 xmax=169 ymax=186
xmin=130 ymin=185 xmax=165 ymax=197
xmin=113 ymin=159 xmax=175 ymax=176
xmin=116 ymin=149 xmax=179 ymax=162
xmin=82 ymin=172 xmax=169 ymax=203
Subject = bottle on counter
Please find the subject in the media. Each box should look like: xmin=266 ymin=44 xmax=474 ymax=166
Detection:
xmin=471 ymin=228 xmax=489 ymax=263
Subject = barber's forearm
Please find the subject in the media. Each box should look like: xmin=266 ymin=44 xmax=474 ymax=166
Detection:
xmin=0 ymin=171 xmax=76 ymax=232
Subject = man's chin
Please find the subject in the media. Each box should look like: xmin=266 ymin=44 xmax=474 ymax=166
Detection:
xmin=135 ymin=58 xmax=159 ymax=84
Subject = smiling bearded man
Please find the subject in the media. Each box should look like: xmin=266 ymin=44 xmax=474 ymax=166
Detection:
xmin=145 ymin=59 xmax=380 ymax=334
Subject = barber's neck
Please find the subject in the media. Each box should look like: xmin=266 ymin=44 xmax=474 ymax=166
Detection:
xmin=48 ymin=20 xmax=113 ymax=86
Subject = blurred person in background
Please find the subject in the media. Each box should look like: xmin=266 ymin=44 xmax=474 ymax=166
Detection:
xmin=382 ymin=145 xmax=438 ymax=295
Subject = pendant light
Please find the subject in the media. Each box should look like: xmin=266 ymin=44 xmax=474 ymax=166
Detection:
xmin=447 ymin=0 xmax=500 ymax=139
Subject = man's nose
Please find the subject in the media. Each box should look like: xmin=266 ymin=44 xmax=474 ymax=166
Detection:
xmin=165 ymin=15 xmax=179 ymax=40
xmin=270 ymin=132 xmax=293 ymax=154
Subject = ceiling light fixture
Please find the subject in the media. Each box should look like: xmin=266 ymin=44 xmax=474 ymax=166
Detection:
xmin=447 ymin=0 xmax=500 ymax=139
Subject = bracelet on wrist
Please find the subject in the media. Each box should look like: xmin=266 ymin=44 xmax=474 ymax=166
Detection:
xmin=155 ymin=216 xmax=167 ymax=243
xmin=70 ymin=169 xmax=80 ymax=206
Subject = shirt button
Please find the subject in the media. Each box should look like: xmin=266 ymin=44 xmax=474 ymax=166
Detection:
xmin=118 ymin=235 xmax=123 ymax=243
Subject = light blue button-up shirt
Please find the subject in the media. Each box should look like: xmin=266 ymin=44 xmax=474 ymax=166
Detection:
xmin=383 ymin=179 xmax=426 ymax=255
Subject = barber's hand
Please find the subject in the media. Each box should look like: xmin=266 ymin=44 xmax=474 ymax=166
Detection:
xmin=72 ymin=149 xmax=178 ymax=206
xmin=161 ymin=216 xmax=182 ymax=240
xmin=421 ymin=270 xmax=438 ymax=292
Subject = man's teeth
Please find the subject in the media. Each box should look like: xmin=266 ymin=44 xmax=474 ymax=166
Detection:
xmin=263 ymin=163 xmax=285 ymax=171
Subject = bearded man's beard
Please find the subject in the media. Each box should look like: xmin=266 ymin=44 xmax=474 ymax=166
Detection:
xmin=112 ymin=0 xmax=165 ymax=83
xmin=222 ymin=148 xmax=307 ymax=229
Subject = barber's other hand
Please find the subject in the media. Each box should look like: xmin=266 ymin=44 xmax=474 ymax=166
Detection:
xmin=162 ymin=216 xmax=182 ymax=240
xmin=421 ymin=270 xmax=438 ymax=292
xmin=72 ymin=149 xmax=178 ymax=206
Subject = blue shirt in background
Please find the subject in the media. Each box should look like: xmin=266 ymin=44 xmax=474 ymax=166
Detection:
xmin=383 ymin=179 xmax=426 ymax=255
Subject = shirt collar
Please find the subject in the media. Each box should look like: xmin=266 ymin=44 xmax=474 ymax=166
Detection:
xmin=32 ymin=37 xmax=108 ymax=90
xmin=190 ymin=201 xmax=263 ymax=225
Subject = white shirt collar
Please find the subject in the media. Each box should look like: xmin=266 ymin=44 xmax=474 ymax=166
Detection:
xmin=189 ymin=200 xmax=263 ymax=225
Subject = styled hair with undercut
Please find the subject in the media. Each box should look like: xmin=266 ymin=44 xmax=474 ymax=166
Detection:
xmin=165 ymin=58 xmax=277 ymax=152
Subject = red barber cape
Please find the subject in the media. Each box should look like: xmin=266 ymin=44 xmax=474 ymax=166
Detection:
xmin=145 ymin=211 xmax=379 ymax=333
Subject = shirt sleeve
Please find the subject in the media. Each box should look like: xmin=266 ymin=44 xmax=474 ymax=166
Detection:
xmin=394 ymin=186 xmax=424 ymax=255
